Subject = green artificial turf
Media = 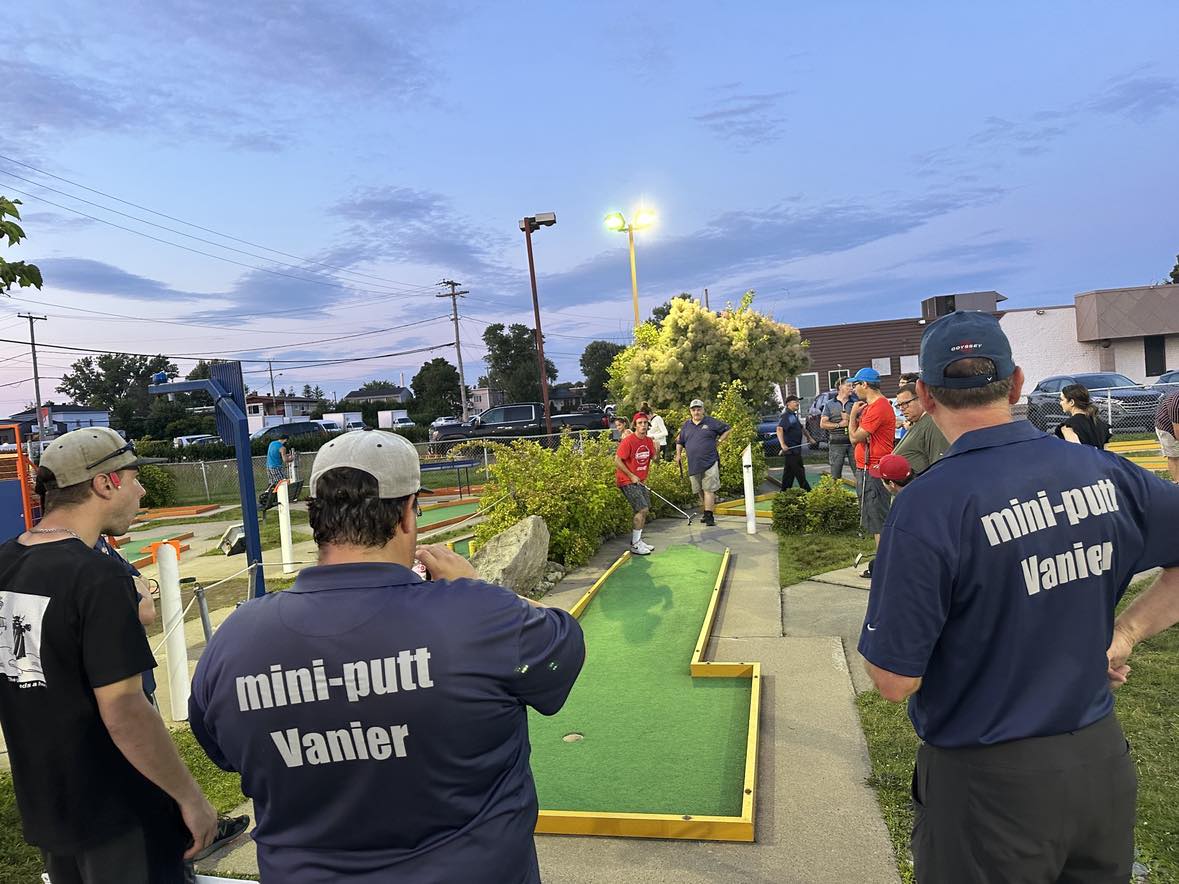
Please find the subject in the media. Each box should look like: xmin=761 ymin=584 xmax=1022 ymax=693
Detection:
xmin=450 ymin=537 xmax=472 ymax=557
xmin=528 ymin=545 xmax=752 ymax=816
xmin=418 ymin=500 xmax=480 ymax=528
xmin=124 ymin=534 xmax=184 ymax=559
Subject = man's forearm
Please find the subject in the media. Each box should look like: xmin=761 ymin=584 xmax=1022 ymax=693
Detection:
xmin=101 ymin=693 xmax=204 ymax=806
xmin=1115 ymin=567 xmax=1179 ymax=647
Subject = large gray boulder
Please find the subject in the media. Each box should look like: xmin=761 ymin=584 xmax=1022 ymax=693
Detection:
xmin=470 ymin=515 xmax=551 ymax=594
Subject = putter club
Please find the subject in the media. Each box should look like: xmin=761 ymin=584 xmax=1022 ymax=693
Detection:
xmin=639 ymin=483 xmax=696 ymax=524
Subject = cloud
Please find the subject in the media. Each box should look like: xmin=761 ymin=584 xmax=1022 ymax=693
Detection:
xmin=330 ymin=186 xmax=514 ymax=282
xmin=533 ymin=186 xmax=1007 ymax=310
xmin=3 ymin=2 xmax=451 ymax=152
xmin=694 ymin=86 xmax=792 ymax=148
xmin=10 ymin=212 xmax=97 ymax=233
xmin=34 ymin=258 xmax=205 ymax=301
xmin=1088 ymin=75 xmax=1179 ymax=122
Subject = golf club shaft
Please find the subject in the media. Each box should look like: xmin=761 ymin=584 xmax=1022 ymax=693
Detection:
xmin=639 ymin=483 xmax=694 ymax=521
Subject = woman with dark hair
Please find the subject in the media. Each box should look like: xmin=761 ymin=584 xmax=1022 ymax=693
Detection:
xmin=1056 ymin=384 xmax=1111 ymax=448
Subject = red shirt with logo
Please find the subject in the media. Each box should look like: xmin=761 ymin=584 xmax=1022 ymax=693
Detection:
xmin=855 ymin=396 xmax=896 ymax=470
xmin=616 ymin=434 xmax=657 ymax=486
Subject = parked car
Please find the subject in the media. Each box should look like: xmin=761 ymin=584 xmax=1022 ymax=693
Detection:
xmin=391 ymin=417 xmax=416 ymax=429
xmin=756 ymin=414 xmax=784 ymax=456
xmin=1026 ymin=373 xmax=1162 ymax=434
xmin=430 ymin=416 xmax=460 ymax=428
xmin=250 ymin=421 xmax=327 ymax=443
xmin=173 ymin=433 xmax=218 ymax=447
xmin=429 ymin=402 xmax=610 ymax=452
xmin=1152 ymin=369 xmax=1179 ymax=395
xmin=314 ymin=419 xmax=342 ymax=432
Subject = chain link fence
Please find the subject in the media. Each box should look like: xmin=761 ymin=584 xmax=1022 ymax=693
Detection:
xmin=1023 ymin=385 xmax=1162 ymax=437
xmin=157 ymin=434 xmax=614 ymax=505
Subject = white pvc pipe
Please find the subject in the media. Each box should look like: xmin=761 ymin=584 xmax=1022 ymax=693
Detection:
xmin=157 ymin=543 xmax=189 ymax=723
xmin=277 ymin=480 xmax=295 ymax=574
xmin=742 ymin=443 xmax=757 ymax=535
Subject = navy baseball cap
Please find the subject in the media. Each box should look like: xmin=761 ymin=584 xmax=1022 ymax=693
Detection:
xmin=920 ymin=310 xmax=1015 ymax=389
xmin=850 ymin=367 xmax=880 ymax=384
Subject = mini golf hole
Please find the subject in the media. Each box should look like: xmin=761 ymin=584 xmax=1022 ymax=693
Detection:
xmin=563 ymin=732 xmax=584 ymax=743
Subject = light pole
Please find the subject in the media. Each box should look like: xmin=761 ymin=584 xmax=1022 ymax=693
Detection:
xmin=604 ymin=209 xmax=656 ymax=328
xmin=519 ymin=212 xmax=556 ymax=437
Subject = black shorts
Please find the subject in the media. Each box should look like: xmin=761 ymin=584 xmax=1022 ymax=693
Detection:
xmin=620 ymin=483 xmax=651 ymax=513
xmin=857 ymin=471 xmax=891 ymax=534
xmin=912 ymin=714 xmax=1136 ymax=884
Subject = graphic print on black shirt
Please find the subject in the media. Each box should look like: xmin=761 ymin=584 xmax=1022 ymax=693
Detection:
xmin=0 ymin=592 xmax=50 ymax=687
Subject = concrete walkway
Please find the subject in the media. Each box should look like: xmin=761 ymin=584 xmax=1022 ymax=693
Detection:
xmin=197 ymin=514 xmax=900 ymax=883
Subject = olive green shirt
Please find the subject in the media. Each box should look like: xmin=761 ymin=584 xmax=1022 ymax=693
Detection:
xmin=892 ymin=413 xmax=949 ymax=475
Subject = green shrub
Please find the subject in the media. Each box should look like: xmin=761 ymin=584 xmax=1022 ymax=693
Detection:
xmin=643 ymin=456 xmax=697 ymax=518
xmin=474 ymin=434 xmax=632 ymax=569
xmin=772 ymin=488 xmax=808 ymax=534
xmin=138 ymin=465 xmax=177 ymax=508
xmin=771 ymin=476 xmax=860 ymax=536
xmin=804 ymin=475 xmax=860 ymax=533
xmin=134 ymin=439 xmax=174 ymax=459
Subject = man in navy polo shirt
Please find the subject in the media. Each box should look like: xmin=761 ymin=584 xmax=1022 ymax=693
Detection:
xmin=859 ymin=311 xmax=1179 ymax=883
xmin=189 ymin=430 xmax=586 ymax=883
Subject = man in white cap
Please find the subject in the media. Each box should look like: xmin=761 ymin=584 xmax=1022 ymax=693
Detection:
xmin=189 ymin=430 xmax=586 ymax=883
xmin=0 ymin=427 xmax=219 ymax=883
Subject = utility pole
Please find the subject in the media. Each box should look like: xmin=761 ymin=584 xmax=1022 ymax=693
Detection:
xmin=18 ymin=314 xmax=48 ymax=457
xmin=268 ymin=361 xmax=276 ymax=399
xmin=437 ymin=279 xmax=470 ymax=420
xmin=703 ymin=287 xmax=710 ymax=311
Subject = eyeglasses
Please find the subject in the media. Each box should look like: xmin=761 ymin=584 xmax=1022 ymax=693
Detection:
xmin=413 ymin=491 xmax=423 ymax=517
xmin=895 ymin=399 xmax=917 ymax=409
xmin=85 ymin=442 xmax=134 ymax=471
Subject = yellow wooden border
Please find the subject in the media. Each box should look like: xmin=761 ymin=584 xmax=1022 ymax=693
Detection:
xmin=536 ymin=545 xmax=760 ymax=842
xmin=568 ymin=550 xmax=631 ymax=619
xmin=444 ymin=533 xmax=476 ymax=555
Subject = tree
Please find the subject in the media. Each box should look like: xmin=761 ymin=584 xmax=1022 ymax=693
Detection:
xmin=607 ymin=291 xmax=808 ymax=412
xmin=481 ymin=324 xmax=557 ymax=402
xmin=0 ymin=197 xmax=42 ymax=295
xmin=649 ymin=292 xmax=694 ymax=326
xmin=411 ymin=358 xmax=461 ymax=420
xmin=312 ymin=385 xmax=325 ymax=400
xmin=1169 ymin=254 xmax=1179 ymax=285
xmin=186 ymin=360 xmax=213 ymax=381
xmin=579 ymin=340 xmax=625 ymax=403
xmin=302 ymin=384 xmax=313 ymax=398
xmin=361 ymin=379 xmax=396 ymax=392
xmin=57 ymin=353 xmax=179 ymax=438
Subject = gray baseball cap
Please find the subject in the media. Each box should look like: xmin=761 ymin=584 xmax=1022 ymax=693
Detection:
xmin=689 ymin=398 xmax=705 ymax=408
xmin=309 ymin=429 xmax=428 ymax=499
xmin=40 ymin=427 xmax=166 ymax=487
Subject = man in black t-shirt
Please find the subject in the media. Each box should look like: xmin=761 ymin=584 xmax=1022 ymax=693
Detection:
xmin=0 ymin=428 xmax=218 ymax=883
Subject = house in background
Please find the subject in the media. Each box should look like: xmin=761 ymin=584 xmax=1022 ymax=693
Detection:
xmin=549 ymin=383 xmax=588 ymax=412
xmin=7 ymin=404 xmax=111 ymax=438
xmin=469 ymin=387 xmax=507 ymax=412
xmin=245 ymin=393 xmax=320 ymax=434
xmin=342 ymin=383 xmax=412 ymax=405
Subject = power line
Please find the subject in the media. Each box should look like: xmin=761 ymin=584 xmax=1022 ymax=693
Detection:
xmin=0 ymin=155 xmax=437 ymax=291
xmin=2 ymin=185 xmax=439 ymax=302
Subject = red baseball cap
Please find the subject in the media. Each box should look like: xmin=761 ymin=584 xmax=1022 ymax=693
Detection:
xmin=869 ymin=453 xmax=913 ymax=482
xmin=632 ymin=412 xmax=649 ymax=423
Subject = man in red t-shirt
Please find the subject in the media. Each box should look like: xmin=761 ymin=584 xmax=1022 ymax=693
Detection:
xmin=614 ymin=413 xmax=658 ymax=555
xmin=848 ymin=367 xmax=896 ymax=574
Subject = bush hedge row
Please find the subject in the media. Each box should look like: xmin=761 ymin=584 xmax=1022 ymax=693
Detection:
xmin=771 ymin=476 xmax=859 ymax=535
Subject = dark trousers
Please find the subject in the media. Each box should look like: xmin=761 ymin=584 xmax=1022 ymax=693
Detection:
xmin=782 ymin=450 xmax=811 ymax=490
xmin=912 ymin=714 xmax=1136 ymax=884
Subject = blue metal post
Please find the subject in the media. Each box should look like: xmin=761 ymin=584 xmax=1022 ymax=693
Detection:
xmin=148 ymin=377 xmax=266 ymax=595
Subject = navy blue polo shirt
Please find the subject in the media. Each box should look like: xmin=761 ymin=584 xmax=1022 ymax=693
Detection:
xmin=189 ymin=562 xmax=585 ymax=883
xmin=859 ymin=420 xmax=1179 ymax=748
xmin=677 ymin=416 xmax=730 ymax=474
xmin=777 ymin=411 xmax=804 ymax=450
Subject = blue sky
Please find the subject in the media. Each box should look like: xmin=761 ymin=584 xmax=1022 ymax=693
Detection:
xmin=2 ymin=1 xmax=1177 ymax=414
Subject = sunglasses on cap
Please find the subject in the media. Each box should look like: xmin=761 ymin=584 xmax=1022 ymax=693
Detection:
xmin=85 ymin=442 xmax=135 ymax=471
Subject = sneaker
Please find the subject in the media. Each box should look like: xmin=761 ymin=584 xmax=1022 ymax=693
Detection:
xmin=859 ymin=559 xmax=874 ymax=579
xmin=630 ymin=542 xmax=651 ymax=555
xmin=635 ymin=540 xmax=655 ymax=554
xmin=191 ymin=814 xmax=250 ymax=862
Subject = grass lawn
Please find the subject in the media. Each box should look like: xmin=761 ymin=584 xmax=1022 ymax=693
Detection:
xmin=0 ymin=726 xmax=247 ymax=881
xmin=778 ymin=531 xmax=876 ymax=587
xmin=858 ymin=576 xmax=1179 ymax=883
